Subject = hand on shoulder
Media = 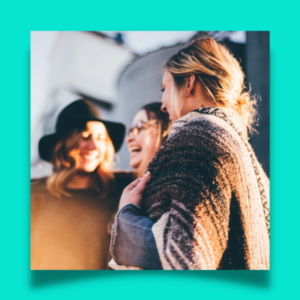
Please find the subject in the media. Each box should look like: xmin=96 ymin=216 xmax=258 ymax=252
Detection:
xmin=118 ymin=172 xmax=151 ymax=210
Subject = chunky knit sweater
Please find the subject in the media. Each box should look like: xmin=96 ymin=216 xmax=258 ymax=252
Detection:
xmin=143 ymin=107 xmax=270 ymax=270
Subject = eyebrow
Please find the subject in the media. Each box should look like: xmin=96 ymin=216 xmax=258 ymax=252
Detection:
xmin=132 ymin=119 xmax=147 ymax=127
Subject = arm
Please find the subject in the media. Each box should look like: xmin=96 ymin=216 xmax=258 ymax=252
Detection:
xmin=110 ymin=203 xmax=162 ymax=270
xmin=146 ymin=123 xmax=232 ymax=270
xmin=109 ymin=174 xmax=162 ymax=270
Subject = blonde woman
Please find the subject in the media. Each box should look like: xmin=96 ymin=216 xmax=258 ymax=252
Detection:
xmin=31 ymin=100 xmax=134 ymax=270
xmin=110 ymin=37 xmax=270 ymax=270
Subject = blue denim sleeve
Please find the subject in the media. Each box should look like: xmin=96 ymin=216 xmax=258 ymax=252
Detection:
xmin=110 ymin=203 xmax=163 ymax=270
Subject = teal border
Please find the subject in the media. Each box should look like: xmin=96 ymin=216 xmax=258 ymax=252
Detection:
xmin=1 ymin=1 xmax=299 ymax=299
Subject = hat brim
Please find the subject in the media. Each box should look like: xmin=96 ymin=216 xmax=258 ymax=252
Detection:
xmin=39 ymin=117 xmax=126 ymax=162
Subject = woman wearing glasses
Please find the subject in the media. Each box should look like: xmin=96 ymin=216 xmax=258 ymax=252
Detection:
xmin=109 ymin=102 xmax=170 ymax=270
xmin=110 ymin=37 xmax=269 ymax=270
xmin=126 ymin=102 xmax=171 ymax=178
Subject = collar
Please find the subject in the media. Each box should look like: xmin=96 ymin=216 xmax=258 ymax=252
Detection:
xmin=169 ymin=107 xmax=248 ymax=140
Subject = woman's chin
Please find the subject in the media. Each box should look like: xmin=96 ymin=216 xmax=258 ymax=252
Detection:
xmin=77 ymin=162 xmax=99 ymax=173
xmin=76 ymin=168 xmax=95 ymax=175
xmin=129 ymin=159 xmax=140 ymax=170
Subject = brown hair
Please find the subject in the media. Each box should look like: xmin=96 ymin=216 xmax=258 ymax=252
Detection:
xmin=165 ymin=36 xmax=257 ymax=133
xmin=142 ymin=102 xmax=172 ymax=148
xmin=46 ymin=125 xmax=115 ymax=198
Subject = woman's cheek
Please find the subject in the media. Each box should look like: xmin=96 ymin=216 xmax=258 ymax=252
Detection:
xmin=147 ymin=133 xmax=159 ymax=156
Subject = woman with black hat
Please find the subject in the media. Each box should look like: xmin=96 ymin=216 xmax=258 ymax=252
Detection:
xmin=31 ymin=99 xmax=134 ymax=270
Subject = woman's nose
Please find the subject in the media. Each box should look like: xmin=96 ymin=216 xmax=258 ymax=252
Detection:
xmin=126 ymin=134 xmax=135 ymax=143
xmin=161 ymin=103 xmax=167 ymax=113
xmin=86 ymin=138 xmax=97 ymax=150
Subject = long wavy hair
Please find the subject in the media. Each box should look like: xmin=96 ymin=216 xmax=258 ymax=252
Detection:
xmin=46 ymin=125 xmax=115 ymax=198
xmin=165 ymin=36 xmax=257 ymax=134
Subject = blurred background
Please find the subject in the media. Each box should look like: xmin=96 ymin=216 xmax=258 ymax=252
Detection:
xmin=31 ymin=31 xmax=269 ymax=179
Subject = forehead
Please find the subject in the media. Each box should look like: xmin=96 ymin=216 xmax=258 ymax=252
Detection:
xmin=85 ymin=121 xmax=106 ymax=134
xmin=162 ymin=69 xmax=173 ymax=84
xmin=132 ymin=109 xmax=148 ymax=126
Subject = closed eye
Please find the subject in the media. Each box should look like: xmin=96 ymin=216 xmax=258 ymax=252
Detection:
xmin=97 ymin=135 xmax=106 ymax=141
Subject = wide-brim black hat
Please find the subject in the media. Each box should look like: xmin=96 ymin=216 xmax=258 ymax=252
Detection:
xmin=38 ymin=99 xmax=126 ymax=162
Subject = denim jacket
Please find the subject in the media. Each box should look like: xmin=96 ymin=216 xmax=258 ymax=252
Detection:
xmin=110 ymin=203 xmax=162 ymax=270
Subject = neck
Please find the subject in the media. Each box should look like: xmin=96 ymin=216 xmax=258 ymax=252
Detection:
xmin=66 ymin=172 xmax=96 ymax=189
xmin=179 ymin=81 xmax=220 ymax=118
xmin=136 ymin=168 xmax=145 ymax=179
xmin=180 ymin=97 xmax=219 ymax=118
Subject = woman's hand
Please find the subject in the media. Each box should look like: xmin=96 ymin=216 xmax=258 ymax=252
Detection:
xmin=118 ymin=172 xmax=151 ymax=210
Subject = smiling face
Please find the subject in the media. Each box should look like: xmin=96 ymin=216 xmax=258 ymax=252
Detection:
xmin=68 ymin=121 xmax=107 ymax=173
xmin=126 ymin=109 xmax=159 ymax=178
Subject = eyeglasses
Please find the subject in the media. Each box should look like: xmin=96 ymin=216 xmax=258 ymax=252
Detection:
xmin=128 ymin=120 xmax=158 ymax=137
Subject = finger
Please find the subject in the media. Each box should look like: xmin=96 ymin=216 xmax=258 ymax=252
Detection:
xmin=124 ymin=178 xmax=141 ymax=192
xmin=134 ymin=172 xmax=151 ymax=194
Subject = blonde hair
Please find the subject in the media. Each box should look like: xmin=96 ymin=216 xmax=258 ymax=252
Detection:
xmin=47 ymin=125 xmax=115 ymax=198
xmin=165 ymin=36 xmax=257 ymax=133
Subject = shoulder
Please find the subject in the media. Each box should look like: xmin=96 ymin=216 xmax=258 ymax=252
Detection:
xmin=148 ymin=111 xmax=245 ymax=177
xmin=162 ymin=116 xmax=229 ymax=155
xmin=171 ymin=112 xmax=232 ymax=139
xmin=31 ymin=177 xmax=48 ymax=194
xmin=113 ymin=171 xmax=136 ymax=189
xmin=165 ymin=111 xmax=245 ymax=156
xmin=31 ymin=177 xmax=51 ymax=203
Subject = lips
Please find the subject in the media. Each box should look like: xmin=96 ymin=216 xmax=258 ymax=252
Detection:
xmin=131 ymin=148 xmax=141 ymax=153
xmin=81 ymin=155 xmax=99 ymax=162
xmin=129 ymin=145 xmax=142 ymax=153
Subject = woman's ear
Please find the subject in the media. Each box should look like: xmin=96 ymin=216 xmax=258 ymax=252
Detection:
xmin=186 ymin=74 xmax=196 ymax=97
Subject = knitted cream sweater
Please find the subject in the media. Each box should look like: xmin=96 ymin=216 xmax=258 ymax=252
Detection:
xmin=143 ymin=108 xmax=270 ymax=270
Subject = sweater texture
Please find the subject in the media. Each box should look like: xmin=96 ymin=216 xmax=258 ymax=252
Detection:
xmin=31 ymin=172 xmax=134 ymax=270
xmin=143 ymin=107 xmax=270 ymax=270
